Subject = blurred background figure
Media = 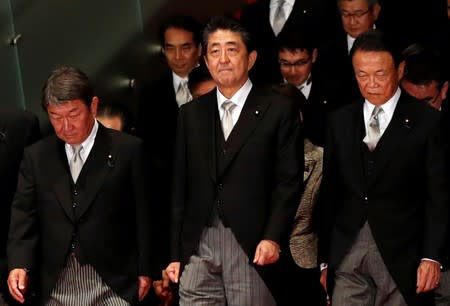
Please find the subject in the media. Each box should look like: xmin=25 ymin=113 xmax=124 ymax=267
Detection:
xmin=96 ymin=102 xmax=130 ymax=132
xmin=0 ymin=106 xmax=40 ymax=305
xmin=187 ymin=64 xmax=216 ymax=99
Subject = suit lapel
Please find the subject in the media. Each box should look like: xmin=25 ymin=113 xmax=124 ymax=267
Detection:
xmin=348 ymin=102 xmax=366 ymax=191
xmin=218 ymin=88 xmax=270 ymax=179
xmin=75 ymin=125 xmax=113 ymax=219
xmin=51 ymin=138 xmax=76 ymax=223
xmin=370 ymin=95 xmax=414 ymax=184
xmin=203 ymin=93 xmax=218 ymax=183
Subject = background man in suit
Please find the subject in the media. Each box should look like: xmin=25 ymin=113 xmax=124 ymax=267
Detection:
xmin=136 ymin=15 xmax=202 ymax=285
xmin=239 ymin=0 xmax=339 ymax=86
xmin=7 ymin=66 xmax=152 ymax=305
xmin=399 ymin=49 xmax=450 ymax=305
xmin=165 ymin=16 xmax=303 ymax=305
xmin=277 ymin=29 xmax=346 ymax=147
xmin=318 ymin=29 xmax=449 ymax=306
xmin=320 ymin=0 xmax=381 ymax=103
xmin=0 ymin=106 xmax=40 ymax=305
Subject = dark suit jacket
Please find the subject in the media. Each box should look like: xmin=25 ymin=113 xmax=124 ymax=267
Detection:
xmin=170 ymin=86 xmax=303 ymax=300
xmin=0 ymin=106 xmax=40 ymax=279
xmin=7 ymin=124 xmax=151 ymax=305
xmin=318 ymin=93 xmax=449 ymax=306
xmin=136 ymin=72 xmax=179 ymax=277
xmin=240 ymin=0 xmax=339 ymax=86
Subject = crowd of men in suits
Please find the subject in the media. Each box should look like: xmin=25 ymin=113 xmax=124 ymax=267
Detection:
xmin=0 ymin=0 xmax=449 ymax=305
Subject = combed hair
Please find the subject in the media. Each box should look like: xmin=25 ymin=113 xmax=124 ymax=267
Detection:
xmin=41 ymin=66 xmax=93 ymax=110
xmin=159 ymin=15 xmax=203 ymax=47
xmin=203 ymin=15 xmax=254 ymax=53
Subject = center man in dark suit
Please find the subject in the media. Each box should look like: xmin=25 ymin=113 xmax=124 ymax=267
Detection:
xmin=7 ymin=66 xmax=152 ymax=305
xmin=165 ymin=16 xmax=303 ymax=305
xmin=318 ymin=29 xmax=449 ymax=306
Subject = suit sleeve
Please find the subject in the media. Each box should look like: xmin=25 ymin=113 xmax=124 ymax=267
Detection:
xmin=7 ymin=149 xmax=39 ymax=271
xmin=263 ymin=99 xmax=304 ymax=245
xmin=132 ymin=139 xmax=153 ymax=276
xmin=422 ymin=114 xmax=449 ymax=262
xmin=169 ymin=106 xmax=186 ymax=262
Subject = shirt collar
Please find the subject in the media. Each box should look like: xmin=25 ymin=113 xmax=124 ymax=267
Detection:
xmin=65 ymin=119 xmax=98 ymax=160
xmin=216 ymin=79 xmax=253 ymax=110
xmin=172 ymin=72 xmax=189 ymax=91
xmin=364 ymin=87 xmax=401 ymax=117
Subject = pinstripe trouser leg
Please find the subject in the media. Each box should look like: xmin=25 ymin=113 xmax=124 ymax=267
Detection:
xmin=332 ymin=221 xmax=408 ymax=306
xmin=46 ymin=254 xmax=130 ymax=306
xmin=179 ymin=219 xmax=276 ymax=306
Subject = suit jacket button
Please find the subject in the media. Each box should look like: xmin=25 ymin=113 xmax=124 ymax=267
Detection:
xmin=72 ymin=203 xmax=77 ymax=208
xmin=71 ymin=243 xmax=76 ymax=249
xmin=218 ymin=183 xmax=223 ymax=190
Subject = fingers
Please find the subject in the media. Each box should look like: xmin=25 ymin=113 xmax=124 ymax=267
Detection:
xmin=162 ymin=269 xmax=171 ymax=288
xmin=253 ymin=240 xmax=280 ymax=266
xmin=166 ymin=262 xmax=180 ymax=283
xmin=138 ymin=276 xmax=151 ymax=301
xmin=416 ymin=261 xmax=440 ymax=293
xmin=320 ymin=268 xmax=328 ymax=293
xmin=7 ymin=269 xmax=28 ymax=304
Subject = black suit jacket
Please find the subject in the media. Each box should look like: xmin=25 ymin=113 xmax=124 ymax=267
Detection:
xmin=170 ymin=86 xmax=303 ymax=300
xmin=136 ymin=72 xmax=179 ymax=277
xmin=0 ymin=106 xmax=40 ymax=278
xmin=240 ymin=0 xmax=339 ymax=86
xmin=318 ymin=93 xmax=449 ymax=306
xmin=7 ymin=124 xmax=151 ymax=305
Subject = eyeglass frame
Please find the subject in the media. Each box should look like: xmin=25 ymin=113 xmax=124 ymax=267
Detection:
xmin=278 ymin=56 xmax=312 ymax=69
xmin=340 ymin=9 xmax=370 ymax=19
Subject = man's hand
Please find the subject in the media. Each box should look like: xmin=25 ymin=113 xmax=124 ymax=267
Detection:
xmin=166 ymin=262 xmax=180 ymax=283
xmin=7 ymin=268 xmax=28 ymax=303
xmin=320 ymin=267 xmax=328 ymax=293
xmin=416 ymin=260 xmax=441 ymax=293
xmin=138 ymin=276 xmax=151 ymax=301
xmin=253 ymin=240 xmax=280 ymax=266
xmin=153 ymin=269 xmax=175 ymax=306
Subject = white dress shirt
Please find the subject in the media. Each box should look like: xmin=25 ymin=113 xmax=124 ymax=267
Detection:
xmin=216 ymin=79 xmax=253 ymax=125
xmin=65 ymin=120 xmax=98 ymax=164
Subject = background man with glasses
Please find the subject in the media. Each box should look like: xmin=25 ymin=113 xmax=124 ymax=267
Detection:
xmin=277 ymin=30 xmax=345 ymax=147
xmin=320 ymin=0 xmax=381 ymax=104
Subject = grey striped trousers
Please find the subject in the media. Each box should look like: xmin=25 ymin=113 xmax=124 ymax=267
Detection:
xmin=46 ymin=254 xmax=129 ymax=306
xmin=179 ymin=219 xmax=276 ymax=306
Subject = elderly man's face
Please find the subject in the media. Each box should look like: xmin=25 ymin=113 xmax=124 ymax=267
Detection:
xmin=401 ymin=80 xmax=448 ymax=110
xmin=339 ymin=0 xmax=380 ymax=38
xmin=163 ymin=27 xmax=201 ymax=78
xmin=204 ymin=29 xmax=256 ymax=97
xmin=47 ymin=98 xmax=97 ymax=145
xmin=353 ymin=50 xmax=400 ymax=105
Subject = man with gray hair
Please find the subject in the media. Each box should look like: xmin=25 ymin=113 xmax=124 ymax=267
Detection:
xmin=7 ymin=66 xmax=152 ymax=305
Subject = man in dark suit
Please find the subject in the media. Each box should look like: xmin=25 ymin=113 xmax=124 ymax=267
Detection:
xmin=318 ymin=29 xmax=449 ymax=306
xmin=136 ymin=15 xmax=202 ymax=283
xmin=240 ymin=0 xmax=339 ymax=86
xmin=277 ymin=29 xmax=346 ymax=147
xmin=319 ymin=0 xmax=381 ymax=104
xmin=165 ymin=16 xmax=303 ymax=305
xmin=0 ymin=106 xmax=40 ymax=305
xmin=7 ymin=66 xmax=152 ymax=305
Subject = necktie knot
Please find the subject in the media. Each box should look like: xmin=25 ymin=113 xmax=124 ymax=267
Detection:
xmin=176 ymin=81 xmax=192 ymax=106
xmin=221 ymin=100 xmax=236 ymax=141
xmin=364 ymin=106 xmax=384 ymax=151
xmin=70 ymin=145 xmax=84 ymax=182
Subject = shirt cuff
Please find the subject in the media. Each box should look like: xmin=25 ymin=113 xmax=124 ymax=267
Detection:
xmin=320 ymin=263 xmax=328 ymax=272
xmin=421 ymin=258 xmax=443 ymax=269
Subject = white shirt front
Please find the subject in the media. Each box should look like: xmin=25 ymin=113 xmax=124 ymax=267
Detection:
xmin=363 ymin=87 xmax=401 ymax=138
xmin=270 ymin=0 xmax=295 ymax=31
xmin=65 ymin=120 xmax=98 ymax=164
xmin=216 ymin=79 xmax=253 ymax=126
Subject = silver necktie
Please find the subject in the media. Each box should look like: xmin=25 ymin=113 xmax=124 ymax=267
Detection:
xmin=221 ymin=100 xmax=237 ymax=141
xmin=176 ymin=81 xmax=192 ymax=107
xmin=70 ymin=145 xmax=84 ymax=182
xmin=273 ymin=0 xmax=286 ymax=36
xmin=365 ymin=106 xmax=384 ymax=151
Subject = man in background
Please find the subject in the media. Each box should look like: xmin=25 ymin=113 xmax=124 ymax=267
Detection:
xmin=0 ymin=106 xmax=40 ymax=305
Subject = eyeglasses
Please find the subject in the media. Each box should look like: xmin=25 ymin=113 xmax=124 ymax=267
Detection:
xmin=279 ymin=57 xmax=311 ymax=69
xmin=340 ymin=9 xmax=370 ymax=19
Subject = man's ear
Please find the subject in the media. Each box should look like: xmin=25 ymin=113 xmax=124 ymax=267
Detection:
xmin=248 ymin=50 xmax=257 ymax=71
xmin=91 ymin=96 xmax=99 ymax=118
xmin=398 ymin=60 xmax=405 ymax=80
